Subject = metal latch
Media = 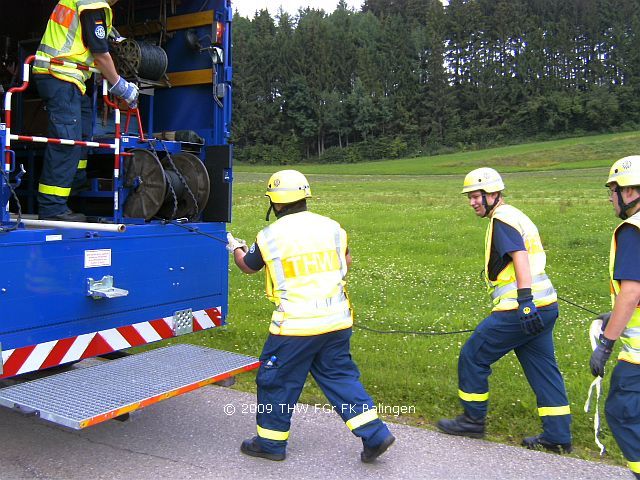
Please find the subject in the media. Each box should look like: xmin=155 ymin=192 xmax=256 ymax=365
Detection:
xmin=87 ymin=276 xmax=129 ymax=299
xmin=171 ymin=309 xmax=193 ymax=336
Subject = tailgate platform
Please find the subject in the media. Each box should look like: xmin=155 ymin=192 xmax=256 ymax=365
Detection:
xmin=0 ymin=344 xmax=259 ymax=429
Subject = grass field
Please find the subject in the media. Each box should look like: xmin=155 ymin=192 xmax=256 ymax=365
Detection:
xmin=197 ymin=131 xmax=638 ymax=466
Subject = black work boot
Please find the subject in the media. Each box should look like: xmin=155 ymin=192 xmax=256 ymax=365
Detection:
xmin=361 ymin=433 xmax=396 ymax=463
xmin=522 ymin=434 xmax=572 ymax=454
xmin=437 ymin=414 xmax=486 ymax=439
xmin=240 ymin=437 xmax=286 ymax=461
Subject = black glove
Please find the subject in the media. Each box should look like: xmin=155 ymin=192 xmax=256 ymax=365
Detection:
xmin=590 ymin=335 xmax=615 ymax=377
xmin=517 ymin=288 xmax=544 ymax=335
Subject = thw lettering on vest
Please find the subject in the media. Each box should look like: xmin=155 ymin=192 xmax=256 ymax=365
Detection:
xmin=282 ymin=251 xmax=340 ymax=278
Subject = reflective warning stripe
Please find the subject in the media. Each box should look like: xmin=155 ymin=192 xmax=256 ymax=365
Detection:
xmin=257 ymin=425 xmax=289 ymax=441
xmin=629 ymin=461 xmax=640 ymax=473
xmin=458 ymin=389 xmax=489 ymax=402
xmin=0 ymin=307 xmax=223 ymax=378
xmin=38 ymin=183 xmax=71 ymax=197
xmin=538 ymin=405 xmax=570 ymax=416
xmin=346 ymin=408 xmax=378 ymax=430
xmin=490 ymin=273 xmax=554 ymax=301
xmin=78 ymin=159 xmax=87 ymax=169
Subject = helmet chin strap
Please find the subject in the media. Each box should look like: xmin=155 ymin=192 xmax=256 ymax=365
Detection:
xmin=481 ymin=192 xmax=501 ymax=217
xmin=265 ymin=202 xmax=274 ymax=221
xmin=616 ymin=188 xmax=640 ymax=220
xmin=265 ymin=199 xmax=307 ymax=221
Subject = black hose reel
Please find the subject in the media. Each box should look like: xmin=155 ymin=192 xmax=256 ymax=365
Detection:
xmin=123 ymin=149 xmax=210 ymax=221
xmin=112 ymin=39 xmax=168 ymax=82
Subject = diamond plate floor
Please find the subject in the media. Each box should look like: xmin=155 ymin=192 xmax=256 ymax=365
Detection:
xmin=0 ymin=344 xmax=258 ymax=429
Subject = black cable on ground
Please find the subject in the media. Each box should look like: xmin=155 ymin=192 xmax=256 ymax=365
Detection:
xmin=557 ymin=295 xmax=600 ymax=317
xmin=147 ymin=221 xmax=604 ymax=333
xmin=355 ymin=295 xmax=602 ymax=336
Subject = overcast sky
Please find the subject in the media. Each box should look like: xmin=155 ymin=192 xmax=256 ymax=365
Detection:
xmin=233 ymin=0 xmax=364 ymax=18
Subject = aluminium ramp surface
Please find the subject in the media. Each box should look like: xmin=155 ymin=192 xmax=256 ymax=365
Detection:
xmin=0 ymin=344 xmax=259 ymax=429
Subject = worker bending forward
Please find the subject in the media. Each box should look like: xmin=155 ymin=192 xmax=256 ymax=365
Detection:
xmin=227 ymin=169 xmax=395 ymax=462
xmin=590 ymin=156 xmax=640 ymax=479
xmin=437 ymin=168 xmax=572 ymax=453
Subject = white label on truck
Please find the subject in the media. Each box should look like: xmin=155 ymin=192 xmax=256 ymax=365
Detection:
xmin=45 ymin=234 xmax=62 ymax=242
xmin=85 ymin=249 xmax=112 ymax=268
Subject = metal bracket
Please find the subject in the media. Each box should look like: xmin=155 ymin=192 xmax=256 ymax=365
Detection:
xmin=86 ymin=276 xmax=129 ymax=299
xmin=171 ymin=309 xmax=193 ymax=336
xmin=201 ymin=45 xmax=223 ymax=64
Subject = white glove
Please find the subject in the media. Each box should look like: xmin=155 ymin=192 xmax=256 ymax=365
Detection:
xmin=226 ymin=232 xmax=247 ymax=253
xmin=109 ymin=76 xmax=139 ymax=108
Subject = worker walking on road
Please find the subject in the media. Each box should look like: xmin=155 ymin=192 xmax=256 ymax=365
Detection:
xmin=590 ymin=156 xmax=640 ymax=479
xmin=34 ymin=0 xmax=138 ymax=221
xmin=227 ymin=169 xmax=395 ymax=463
xmin=437 ymin=167 xmax=572 ymax=453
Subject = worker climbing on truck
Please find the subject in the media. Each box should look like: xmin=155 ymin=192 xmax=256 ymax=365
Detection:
xmin=227 ymin=169 xmax=395 ymax=463
xmin=33 ymin=0 xmax=138 ymax=221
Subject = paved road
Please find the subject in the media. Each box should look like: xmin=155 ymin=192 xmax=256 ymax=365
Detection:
xmin=0 ymin=386 xmax=630 ymax=480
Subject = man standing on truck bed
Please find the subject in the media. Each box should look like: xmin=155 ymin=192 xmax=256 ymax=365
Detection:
xmin=33 ymin=0 xmax=138 ymax=221
xmin=227 ymin=169 xmax=395 ymax=463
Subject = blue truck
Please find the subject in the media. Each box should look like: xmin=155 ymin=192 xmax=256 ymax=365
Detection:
xmin=0 ymin=0 xmax=257 ymax=429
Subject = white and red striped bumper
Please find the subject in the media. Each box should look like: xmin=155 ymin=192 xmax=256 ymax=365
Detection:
xmin=1 ymin=307 xmax=223 ymax=379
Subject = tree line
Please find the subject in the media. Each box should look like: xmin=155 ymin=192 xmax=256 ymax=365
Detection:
xmin=231 ymin=0 xmax=640 ymax=164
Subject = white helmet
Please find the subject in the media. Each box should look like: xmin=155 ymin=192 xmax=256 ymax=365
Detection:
xmin=461 ymin=167 xmax=505 ymax=194
xmin=606 ymin=156 xmax=640 ymax=188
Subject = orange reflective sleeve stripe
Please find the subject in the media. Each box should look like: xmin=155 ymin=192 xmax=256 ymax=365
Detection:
xmin=52 ymin=3 xmax=76 ymax=28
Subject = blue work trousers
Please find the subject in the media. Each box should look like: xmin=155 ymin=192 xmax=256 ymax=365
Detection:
xmin=254 ymin=327 xmax=391 ymax=455
xmin=458 ymin=304 xmax=572 ymax=444
xmin=35 ymin=75 xmax=90 ymax=217
xmin=605 ymin=360 xmax=640 ymax=479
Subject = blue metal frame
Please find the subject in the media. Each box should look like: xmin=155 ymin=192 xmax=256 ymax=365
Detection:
xmin=0 ymin=221 xmax=229 ymax=350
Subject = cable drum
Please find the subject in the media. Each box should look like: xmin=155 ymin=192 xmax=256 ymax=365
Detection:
xmin=123 ymin=149 xmax=210 ymax=221
xmin=116 ymin=39 xmax=168 ymax=81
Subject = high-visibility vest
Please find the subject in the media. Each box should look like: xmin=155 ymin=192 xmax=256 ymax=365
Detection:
xmin=484 ymin=204 xmax=557 ymax=311
xmin=33 ymin=0 xmax=112 ymax=94
xmin=256 ymin=211 xmax=353 ymax=336
xmin=610 ymin=212 xmax=640 ymax=364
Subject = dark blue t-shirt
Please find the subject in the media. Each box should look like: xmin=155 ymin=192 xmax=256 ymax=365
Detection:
xmin=613 ymin=224 xmax=640 ymax=281
xmin=487 ymin=219 xmax=526 ymax=281
xmin=81 ymin=9 xmax=109 ymax=54
xmin=244 ymin=242 xmax=265 ymax=271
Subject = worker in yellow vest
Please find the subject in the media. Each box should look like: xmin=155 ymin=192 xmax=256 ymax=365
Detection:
xmin=227 ymin=169 xmax=395 ymax=462
xmin=437 ymin=167 xmax=572 ymax=453
xmin=33 ymin=0 xmax=137 ymax=221
xmin=590 ymin=156 xmax=640 ymax=479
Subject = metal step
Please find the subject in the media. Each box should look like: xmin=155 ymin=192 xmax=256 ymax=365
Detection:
xmin=0 ymin=344 xmax=259 ymax=429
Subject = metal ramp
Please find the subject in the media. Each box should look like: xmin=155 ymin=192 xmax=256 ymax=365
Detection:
xmin=0 ymin=344 xmax=259 ymax=429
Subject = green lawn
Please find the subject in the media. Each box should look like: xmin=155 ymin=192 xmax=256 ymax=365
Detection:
xmin=235 ymin=130 xmax=640 ymax=175
xmin=200 ymin=132 xmax=637 ymax=466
